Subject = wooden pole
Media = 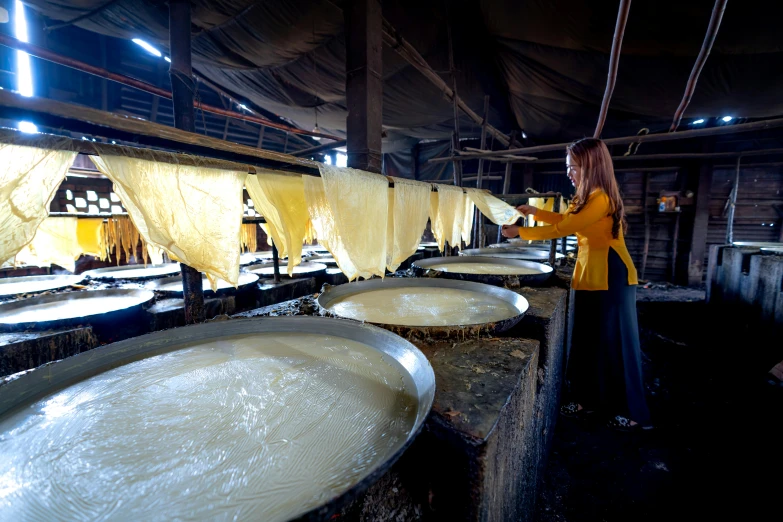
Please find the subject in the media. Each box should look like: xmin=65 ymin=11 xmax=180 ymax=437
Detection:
xmin=669 ymin=0 xmax=728 ymax=132
xmin=549 ymin=195 xmax=561 ymax=265
xmin=381 ymin=19 xmax=510 ymax=147
xmin=271 ymin=241 xmax=281 ymax=284
xmin=641 ymin=172 xmax=651 ymax=280
xmin=473 ymin=95 xmax=490 ymax=247
xmin=344 ymin=0 xmax=383 ymax=173
xmin=725 ymin=156 xmax=741 ymax=243
xmin=594 ymin=0 xmax=632 ymax=138
xmin=671 ymin=211 xmax=681 ymax=282
xmin=429 ymin=117 xmax=783 ymax=163
xmin=447 ymin=20 xmax=463 ymax=187
xmin=169 ymin=0 xmax=205 ymax=324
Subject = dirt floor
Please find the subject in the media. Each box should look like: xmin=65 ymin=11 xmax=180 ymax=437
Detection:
xmin=534 ymin=287 xmax=783 ymax=522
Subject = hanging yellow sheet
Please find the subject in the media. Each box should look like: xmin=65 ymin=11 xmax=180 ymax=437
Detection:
xmin=429 ymin=184 xmax=465 ymax=251
xmin=465 ymin=188 xmax=524 ymax=225
xmin=240 ymin=223 xmax=258 ymax=253
xmin=527 ymin=197 xmax=547 ymax=227
xmin=103 ymin=215 xmax=151 ymax=265
xmin=462 ymin=194 xmax=475 ymax=246
xmin=92 ymin=153 xmax=247 ymax=290
xmin=386 ymin=177 xmax=431 ymax=272
xmin=318 ymin=165 xmax=388 ymax=279
xmin=0 ymin=141 xmax=77 ymax=264
xmin=76 ymin=218 xmax=106 ymax=259
xmin=15 ymin=217 xmax=81 ymax=272
xmin=302 ymin=176 xmax=359 ymax=280
xmin=245 ymin=171 xmax=310 ymax=276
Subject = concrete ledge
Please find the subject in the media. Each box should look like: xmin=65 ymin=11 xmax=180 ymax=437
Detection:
xmin=0 ymin=327 xmax=98 ymax=377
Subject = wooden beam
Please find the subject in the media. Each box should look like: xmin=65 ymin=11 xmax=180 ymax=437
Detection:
xmin=0 ymin=90 xmax=321 ymax=173
xmin=687 ymin=162 xmax=714 ymax=285
xmin=641 ymin=172 xmax=651 ymax=279
xmin=381 ymin=19 xmax=510 ymax=147
xmin=594 ymin=0 xmax=632 ymax=138
xmin=725 ymin=156 xmax=741 ymax=243
xmin=344 ymin=0 xmax=383 ymax=173
xmin=669 ymin=0 xmax=728 ymax=132
xmin=292 ymin=138 xmax=347 ymax=157
xmin=429 ymin=118 xmax=783 ymax=163
xmin=169 ymin=0 xmax=205 ymax=324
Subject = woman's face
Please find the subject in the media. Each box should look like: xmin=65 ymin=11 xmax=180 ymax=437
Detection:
xmin=566 ymin=152 xmax=582 ymax=188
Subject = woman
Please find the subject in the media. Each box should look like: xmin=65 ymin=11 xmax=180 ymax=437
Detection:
xmin=501 ymin=138 xmax=651 ymax=430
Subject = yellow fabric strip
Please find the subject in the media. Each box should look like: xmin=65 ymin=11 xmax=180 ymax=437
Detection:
xmin=318 ymin=165 xmax=388 ymax=279
xmin=245 ymin=171 xmax=310 ymax=276
xmin=92 ymin=154 xmax=247 ymax=290
xmin=302 ymin=175 xmax=359 ymax=280
xmin=462 ymin=193 xmax=475 ymax=246
xmin=15 ymin=216 xmax=80 ymax=272
xmin=240 ymin=223 xmax=258 ymax=253
xmin=465 ymin=188 xmax=523 ymax=226
xmin=430 ymin=184 xmax=465 ymax=251
xmin=0 ymin=143 xmax=77 ymax=263
xmin=76 ymin=218 xmax=105 ymax=259
xmin=387 ymin=177 xmax=431 ymax=272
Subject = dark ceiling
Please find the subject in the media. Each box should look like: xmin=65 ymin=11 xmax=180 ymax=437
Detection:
xmin=18 ymin=0 xmax=783 ymax=148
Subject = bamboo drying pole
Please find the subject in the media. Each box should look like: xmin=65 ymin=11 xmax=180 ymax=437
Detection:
xmin=169 ymin=0 xmax=205 ymax=324
xmin=594 ymin=0 xmax=632 ymax=138
xmin=669 ymin=0 xmax=728 ymax=132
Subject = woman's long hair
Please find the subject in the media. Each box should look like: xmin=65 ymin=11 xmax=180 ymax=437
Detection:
xmin=567 ymin=138 xmax=626 ymax=238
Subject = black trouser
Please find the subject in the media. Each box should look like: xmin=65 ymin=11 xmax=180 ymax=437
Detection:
xmin=568 ymin=248 xmax=651 ymax=425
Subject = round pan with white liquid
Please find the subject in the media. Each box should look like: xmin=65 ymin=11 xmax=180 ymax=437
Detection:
xmin=0 ymin=316 xmax=435 ymax=522
xmin=0 ymin=274 xmax=84 ymax=298
xmin=82 ymin=263 xmax=181 ymax=281
xmin=460 ymin=247 xmax=564 ymax=262
xmin=248 ymin=261 xmax=327 ymax=279
xmin=413 ymin=256 xmax=552 ymax=287
xmin=146 ymin=272 xmax=259 ymax=297
xmin=318 ymin=278 xmax=528 ymax=338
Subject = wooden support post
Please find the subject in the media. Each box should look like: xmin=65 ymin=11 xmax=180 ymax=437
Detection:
xmin=726 ymin=156 xmax=741 ymax=244
xmin=641 ymin=172 xmax=651 ymax=280
xmin=256 ymin=126 xmax=265 ymax=149
xmin=549 ymin=195 xmax=561 ymax=265
xmin=687 ymin=162 xmax=714 ymax=285
xmin=100 ymin=36 xmax=108 ymax=111
xmin=447 ymin=20 xmax=463 ymax=186
xmin=497 ymin=163 xmax=512 ymax=243
xmin=472 ymin=95 xmax=490 ymax=247
xmin=522 ymin=164 xmax=534 ymax=192
xmin=671 ymin=212 xmax=681 ymax=282
xmin=169 ymin=0 xmax=205 ymax=324
xmin=344 ymin=0 xmax=383 ymax=173
xmin=271 ymin=241 xmax=281 ymax=284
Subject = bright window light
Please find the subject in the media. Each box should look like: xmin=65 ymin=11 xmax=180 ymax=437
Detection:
xmin=721 ymin=116 xmax=733 ymax=122
xmin=691 ymin=119 xmax=705 ymax=125
xmin=14 ymin=1 xmax=33 ymax=97
xmin=17 ymin=120 xmax=37 ymax=133
xmin=132 ymin=38 xmax=162 ymax=58
xmin=164 ymin=56 xmax=171 ymax=63
xmin=336 ymin=153 xmax=347 ymax=168
xmin=324 ymin=155 xmax=332 ymax=165
xmin=238 ymin=103 xmax=250 ymax=111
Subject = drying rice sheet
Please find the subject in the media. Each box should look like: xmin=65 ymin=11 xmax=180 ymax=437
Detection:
xmin=466 ymin=188 xmax=523 ymax=226
xmin=318 ymin=165 xmax=388 ymax=280
xmin=386 ymin=177 xmax=431 ymax=272
xmin=0 ymin=140 xmax=76 ymax=264
xmin=302 ymin=176 xmax=359 ymax=280
xmin=462 ymin=194 xmax=475 ymax=246
xmin=14 ymin=217 xmax=80 ymax=272
xmin=92 ymin=152 xmax=246 ymax=290
xmin=429 ymin=184 xmax=466 ymax=252
xmin=245 ymin=171 xmax=309 ymax=276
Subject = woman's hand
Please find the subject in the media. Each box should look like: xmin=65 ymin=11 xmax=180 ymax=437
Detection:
xmin=516 ymin=204 xmax=537 ymax=216
xmin=501 ymin=224 xmax=520 ymax=238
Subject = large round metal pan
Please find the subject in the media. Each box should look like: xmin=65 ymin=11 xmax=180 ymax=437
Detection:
xmin=0 ymin=274 xmax=84 ymax=297
xmin=82 ymin=263 xmax=180 ymax=280
xmin=460 ymin=247 xmax=564 ymax=262
xmin=0 ymin=289 xmax=154 ymax=332
xmin=732 ymin=241 xmax=783 ymax=248
xmin=240 ymin=252 xmax=279 ymax=266
xmin=318 ymin=277 xmax=529 ymax=338
xmin=248 ymin=261 xmax=327 ymax=279
xmin=412 ymin=256 xmax=553 ymax=287
xmin=0 ymin=316 xmax=435 ymax=522
xmin=760 ymin=246 xmax=783 ymax=254
xmin=308 ymin=256 xmax=339 ymax=267
xmin=146 ymin=273 xmax=259 ymax=297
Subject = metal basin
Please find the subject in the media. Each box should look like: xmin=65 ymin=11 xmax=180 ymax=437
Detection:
xmin=146 ymin=273 xmax=259 ymax=297
xmin=82 ymin=263 xmax=180 ymax=280
xmin=0 ymin=289 xmax=154 ymax=334
xmin=309 ymin=256 xmax=339 ymax=267
xmin=460 ymin=247 xmax=564 ymax=262
xmin=249 ymin=261 xmax=327 ymax=279
xmin=0 ymin=316 xmax=435 ymax=522
xmin=0 ymin=274 xmax=83 ymax=298
xmin=413 ymin=256 xmax=553 ymax=287
xmin=732 ymin=241 xmax=783 ymax=248
xmin=318 ymin=277 xmax=529 ymax=339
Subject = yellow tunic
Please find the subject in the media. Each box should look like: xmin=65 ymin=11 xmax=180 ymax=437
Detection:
xmin=518 ymin=190 xmax=638 ymax=290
